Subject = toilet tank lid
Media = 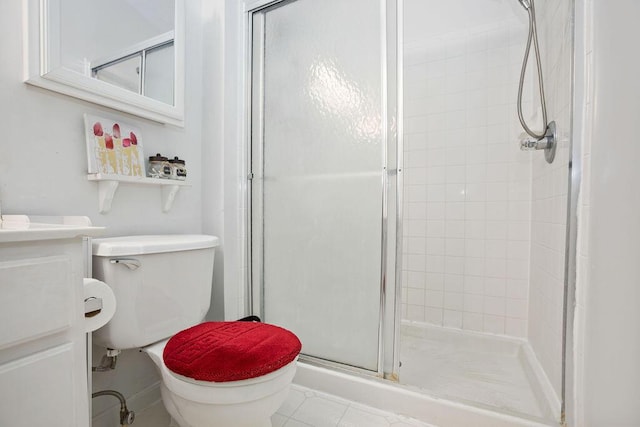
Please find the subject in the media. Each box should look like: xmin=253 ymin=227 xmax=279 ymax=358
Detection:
xmin=92 ymin=235 xmax=219 ymax=256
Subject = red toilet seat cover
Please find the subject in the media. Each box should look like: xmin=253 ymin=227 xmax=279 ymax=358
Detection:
xmin=163 ymin=321 xmax=302 ymax=382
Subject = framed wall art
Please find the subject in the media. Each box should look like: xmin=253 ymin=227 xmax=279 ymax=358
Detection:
xmin=84 ymin=113 xmax=145 ymax=177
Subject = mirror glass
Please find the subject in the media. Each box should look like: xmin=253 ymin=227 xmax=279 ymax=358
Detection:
xmin=25 ymin=0 xmax=184 ymax=125
xmin=58 ymin=0 xmax=175 ymax=105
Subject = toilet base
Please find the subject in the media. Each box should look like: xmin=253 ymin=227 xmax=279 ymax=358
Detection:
xmin=160 ymin=382 xmax=287 ymax=427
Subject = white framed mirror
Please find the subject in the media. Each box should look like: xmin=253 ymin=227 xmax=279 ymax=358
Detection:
xmin=24 ymin=0 xmax=185 ymax=127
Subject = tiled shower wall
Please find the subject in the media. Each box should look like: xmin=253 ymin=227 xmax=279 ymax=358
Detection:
xmin=401 ymin=20 xmax=535 ymax=337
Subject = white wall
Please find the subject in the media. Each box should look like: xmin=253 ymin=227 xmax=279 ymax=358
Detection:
xmin=201 ymin=0 xmax=227 ymax=321
xmin=0 ymin=0 xmax=216 ymax=424
xmin=61 ymin=0 xmax=175 ymax=73
xmin=574 ymin=0 xmax=640 ymax=425
xmin=220 ymin=0 xmax=248 ymax=322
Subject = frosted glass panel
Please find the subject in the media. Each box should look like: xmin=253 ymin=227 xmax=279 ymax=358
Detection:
xmin=256 ymin=0 xmax=384 ymax=371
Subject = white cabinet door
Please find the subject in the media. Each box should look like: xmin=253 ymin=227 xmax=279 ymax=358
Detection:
xmin=0 ymin=238 xmax=90 ymax=427
xmin=0 ymin=256 xmax=73 ymax=349
xmin=0 ymin=344 xmax=77 ymax=427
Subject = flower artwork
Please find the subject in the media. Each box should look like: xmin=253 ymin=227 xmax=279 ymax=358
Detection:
xmin=84 ymin=114 xmax=145 ymax=177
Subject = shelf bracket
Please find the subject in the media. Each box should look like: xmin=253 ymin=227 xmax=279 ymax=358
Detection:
xmin=96 ymin=180 xmax=120 ymax=214
xmin=161 ymin=185 xmax=180 ymax=213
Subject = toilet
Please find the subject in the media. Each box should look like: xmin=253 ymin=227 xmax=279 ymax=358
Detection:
xmin=91 ymin=235 xmax=301 ymax=427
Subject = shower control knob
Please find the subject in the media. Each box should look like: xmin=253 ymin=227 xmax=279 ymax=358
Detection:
xmin=518 ymin=121 xmax=557 ymax=163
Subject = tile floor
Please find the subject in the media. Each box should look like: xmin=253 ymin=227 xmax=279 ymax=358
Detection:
xmin=133 ymin=384 xmax=433 ymax=427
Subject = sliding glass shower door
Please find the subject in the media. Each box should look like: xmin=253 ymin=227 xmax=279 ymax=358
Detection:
xmin=250 ymin=0 xmax=396 ymax=372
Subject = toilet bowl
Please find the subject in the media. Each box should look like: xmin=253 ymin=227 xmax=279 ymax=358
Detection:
xmin=90 ymin=235 xmax=301 ymax=427
xmin=145 ymin=339 xmax=297 ymax=427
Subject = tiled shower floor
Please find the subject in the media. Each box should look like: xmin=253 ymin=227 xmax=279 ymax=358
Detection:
xmin=399 ymin=323 xmax=554 ymax=423
xmin=132 ymin=384 xmax=432 ymax=427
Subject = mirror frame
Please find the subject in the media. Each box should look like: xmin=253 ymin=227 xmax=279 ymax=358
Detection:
xmin=24 ymin=0 xmax=185 ymax=127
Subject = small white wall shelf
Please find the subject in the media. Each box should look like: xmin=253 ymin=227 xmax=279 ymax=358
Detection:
xmin=87 ymin=174 xmax=190 ymax=213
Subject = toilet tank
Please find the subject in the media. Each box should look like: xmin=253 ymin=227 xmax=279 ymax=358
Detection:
xmin=91 ymin=235 xmax=219 ymax=350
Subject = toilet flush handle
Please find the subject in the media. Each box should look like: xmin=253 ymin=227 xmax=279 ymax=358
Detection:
xmin=109 ymin=258 xmax=141 ymax=270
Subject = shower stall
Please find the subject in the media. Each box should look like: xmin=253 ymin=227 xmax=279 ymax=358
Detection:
xmin=245 ymin=0 xmax=573 ymax=425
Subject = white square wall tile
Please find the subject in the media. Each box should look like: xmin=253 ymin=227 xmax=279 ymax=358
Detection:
xmin=486 ymin=201 xmax=508 ymax=221
xmin=463 ymin=312 xmax=484 ymax=331
xmin=445 ymin=238 xmax=465 ymax=256
xmin=484 ymin=296 xmax=506 ymax=316
xmin=426 ymin=237 xmax=445 ymax=255
xmin=426 ymin=184 xmax=446 ymax=202
xmin=483 ymin=314 xmax=506 ymax=334
xmin=444 ymin=273 xmax=465 ymax=293
xmin=425 ymin=290 xmax=445 ymax=308
xmin=445 ymin=203 xmax=465 ymax=221
xmin=426 ymin=220 xmax=446 ymax=238
xmin=485 ymin=240 xmax=507 ymax=258
xmin=406 ymin=271 xmax=426 ymax=288
xmin=406 ymin=254 xmax=426 ymax=272
xmin=465 ymin=221 xmax=486 ymax=239
xmin=407 ymin=203 xmax=427 ymax=220
xmin=485 ymin=258 xmax=507 ymax=278
xmin=445 ymin=221 xmax=465 ymax=239
xmin=464 ymin=275 xmax=485 ymax=295
xmin=406 ymin=237 xmax=426 ymax=254
xmin=426 ymin=202 xmax=445 ymax=220
xmin=444 ymin=292 xmax=464 ymax=311
xmin=464 ymin=239 xmax=485 ymax=258
xmin=506 ymin=298 xmax=528 ymax=319
xmin=465 ymin=258 xmax=485 ymax=277
xmin=425 ymin=273 xmax=444 ymax=290
xmin=443 ymin=310 xmax=463 ymax=328
xmin=506 ymin=279 xmax=529 ymax=299
xmin=407 ymin=288 xmax=426 ymax=306
xmin=426 ymin=167 xmax=446 ymax=184
xmin=405 ymin=185 xmax=428 ymax=203
xmin=424 ymin=307 xmax=444 ymax=325
xmin=484 ymin=277 xmax=506 ymax=297
xmin=407 ymin=305 xmax=425 ymax=322
xmin=486 ymin=221 xmax=508 ymax=239
xmin=464 ymin=294 xmax=484 ymax=313
xmin=466 ymin=165 xmax=487 ymax=187
xmin=446 ymin=165 xmax=466 ymax=183
xmin=505 ymin=317 xmax=527 ymax=337
xmin=445 ymin=256 xmax=464 ymax=275
xmin=485 ymin=163 xmax=509 ymax=182
xmin=425 ymin=255 xmax=445 ymax=273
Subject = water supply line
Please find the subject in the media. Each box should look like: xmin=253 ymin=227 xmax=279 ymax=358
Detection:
xmin=92 ymin=348 xmax=121 ymax=372
xmin=92 ymin=390 xmax=135 ymax=426
xmin=516 ymin=0 xmax=557 ymax=163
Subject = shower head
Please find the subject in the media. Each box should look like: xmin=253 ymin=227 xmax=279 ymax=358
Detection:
xmin=518 ymin=0 xmax=531 ymax=10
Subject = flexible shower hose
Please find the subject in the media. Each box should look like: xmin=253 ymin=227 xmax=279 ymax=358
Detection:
xmin=517 ymin=0 xmax=549 ymax=139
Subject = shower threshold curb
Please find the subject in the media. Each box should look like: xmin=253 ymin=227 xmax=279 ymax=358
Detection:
xmin=294 ymin=362 xmax=556 ymax=427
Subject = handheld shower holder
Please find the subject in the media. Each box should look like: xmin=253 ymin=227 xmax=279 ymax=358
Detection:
xmin=520 ymin=121 xmax=557 ymax=164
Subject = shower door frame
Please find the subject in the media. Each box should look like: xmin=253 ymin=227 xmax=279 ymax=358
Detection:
xmin=244 ymin=0 xmax=403 ymax=379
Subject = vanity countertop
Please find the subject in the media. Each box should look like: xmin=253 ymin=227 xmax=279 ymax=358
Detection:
xmin=0 ymin=215 xmax=104 ymax=243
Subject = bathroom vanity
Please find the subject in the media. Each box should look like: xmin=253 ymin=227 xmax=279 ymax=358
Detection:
xmin=0 ymin=216 xmax=103 ymax=427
